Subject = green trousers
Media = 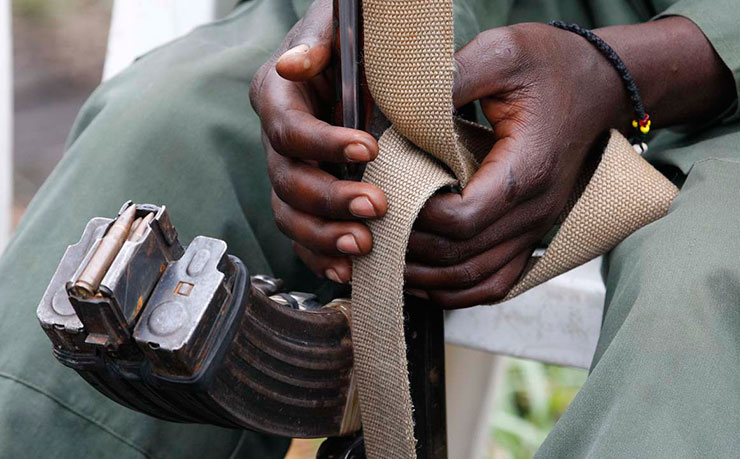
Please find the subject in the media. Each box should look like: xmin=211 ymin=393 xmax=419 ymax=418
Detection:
xmin=2 ymin=0 xmax=740 ymax=457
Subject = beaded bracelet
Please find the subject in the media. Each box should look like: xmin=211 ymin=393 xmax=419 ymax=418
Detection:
xmin=548 ymin=20 xmax=650 ymax=154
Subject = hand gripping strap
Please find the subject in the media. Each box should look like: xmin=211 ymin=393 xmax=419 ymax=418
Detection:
xmin=351 ymin=1 xmax=679 ymax=457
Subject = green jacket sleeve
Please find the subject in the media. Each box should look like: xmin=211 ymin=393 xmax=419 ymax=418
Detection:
xmin=655 ymin=0 xmax=740 ymax=120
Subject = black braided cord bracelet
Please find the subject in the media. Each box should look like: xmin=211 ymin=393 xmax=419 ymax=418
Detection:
xmin=548 ymin=20 xmax=651 ymax=153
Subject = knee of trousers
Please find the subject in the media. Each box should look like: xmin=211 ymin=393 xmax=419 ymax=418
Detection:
xmin=44 ymin=36 xmax=279 ymax=264
xmin=65 ymin=1 xmax=292 ymax=169
xmin=602 ymin=158 xmax=740 ymax=351
xmin=68 ymin=51 xmax=264 ymax=169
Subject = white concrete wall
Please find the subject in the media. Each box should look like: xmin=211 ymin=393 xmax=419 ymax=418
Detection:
xmin=446 ymin=345 xmax=505 ymax=459
xmin=446 ymin=259 xmax=604 ymax=370
xmin=103 ymin=0 xmax=239 ymax=80
xmin=0 ymin=0 xmax=12 ymax=253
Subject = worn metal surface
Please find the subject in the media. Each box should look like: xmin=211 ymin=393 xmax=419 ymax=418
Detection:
xmin=73 ymin=204 xmax=137 ymax=297
xmin=38 ymin=203 xmax=358 ymax=438
xmin=37 ymin=217 xmax=110 ymax=351
xmin=317 ymin=434 xmax=366 ymax=459
xmin=406 ymin=297 xmax=448 ymax=459
xmin=133 ymin=236 xmax=236 ymax=376
xmin=62 ymin=203 xmax=184 ymax=349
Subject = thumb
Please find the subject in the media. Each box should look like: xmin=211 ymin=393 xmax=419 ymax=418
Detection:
xmin=276 ymin=0 xmax=333 ymax=81
xmin=452 ymin=28 xmax=519 ymax=109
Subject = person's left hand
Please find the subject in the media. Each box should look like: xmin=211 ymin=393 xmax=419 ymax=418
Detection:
xmin=404 ymin=23 xmax=631 ymax=309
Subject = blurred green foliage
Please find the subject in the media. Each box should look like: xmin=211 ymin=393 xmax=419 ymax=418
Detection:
xmin=491 ymin=358 xmax=587 ymax=459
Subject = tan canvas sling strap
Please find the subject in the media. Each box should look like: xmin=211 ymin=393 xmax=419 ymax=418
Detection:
xmin=349 ymin=0 xmax=679 ymax=457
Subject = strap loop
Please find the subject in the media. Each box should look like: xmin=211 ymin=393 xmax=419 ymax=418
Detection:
xmin=353 ymin=2 xmax=678 ymax=457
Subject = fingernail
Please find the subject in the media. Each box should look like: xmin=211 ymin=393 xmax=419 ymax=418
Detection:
xmin=279 ymin=44 xmax=309 ymax=61
xmin=325 ymin=268 xmax=343 ymax=284
xmin=349 ymin=196 xmax=377 ymax=218
xmin=406 ymin=289 xmax=430 ymax=300
xmin=337 ymin=234 xmax=361 ymax=255
xmin=344 ymin=142 xmax=372 ymax=162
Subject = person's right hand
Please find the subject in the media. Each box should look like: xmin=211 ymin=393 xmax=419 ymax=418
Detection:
xmin=250 ymin=0 xmax=387 ymax=285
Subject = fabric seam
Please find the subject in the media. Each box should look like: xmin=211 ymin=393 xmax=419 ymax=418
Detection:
xmin=685 ymin=157 xmax=740 ymax=177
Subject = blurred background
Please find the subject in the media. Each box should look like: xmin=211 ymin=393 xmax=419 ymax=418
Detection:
xmin=12 ymin=0 xmax=111 ymax=224
xmin=4 ymin=1 xmax=588 ymax=457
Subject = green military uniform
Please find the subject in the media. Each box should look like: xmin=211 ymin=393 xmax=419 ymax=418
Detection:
xmin=1 ymin=0 xmax=738 ymax=456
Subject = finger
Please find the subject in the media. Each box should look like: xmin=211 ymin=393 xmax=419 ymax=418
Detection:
xmin=261 ymin=102 xmax=378 ymax=162
xmin=427 ymin=250 xmax=531 ymax=309
xmin=405 ymin=289 xmax=431 ymax=300
xmin=276 ymin=0 xmax=333 ymax=81
xmin=405 ymin=232 xmax=539 ymax=290
xmin=293 ymin=242 xmax=353 ymax=284
xmin=452 ymin=27 xmax=527 ymax=109
xmin=415 ymin=133 xmax=550 ymax=240
xmin=267 ymin=140 xmax=387 ymax=219
xmin=272 ymin=191 xmax=373 ymax=256
xmin=259 ymin=76 xmax=378 ymax=162
xmin=408 ymin=196 xmax=553 ymax=265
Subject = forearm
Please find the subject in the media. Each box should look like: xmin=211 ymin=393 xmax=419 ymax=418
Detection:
xmin=595 ymin=16 xmax=736 ymax=130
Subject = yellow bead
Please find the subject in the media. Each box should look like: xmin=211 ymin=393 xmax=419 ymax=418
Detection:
xmin=632 ymin=120 xmax=638 ymax=128
xmin=640 ymin=125 xmax=650 ymax=134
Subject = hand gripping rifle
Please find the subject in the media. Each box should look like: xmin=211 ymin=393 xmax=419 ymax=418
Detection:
xmin=37 ymin=2 xmax=448 ymax=457
xmin=320 ymin=1 xmax=448 ymax=457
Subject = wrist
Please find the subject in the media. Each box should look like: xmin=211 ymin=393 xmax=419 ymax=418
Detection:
xmin=594 ymin=17 xmax=736 ymax=130
xmin=556 ymin=28 xmax=634 ymax=137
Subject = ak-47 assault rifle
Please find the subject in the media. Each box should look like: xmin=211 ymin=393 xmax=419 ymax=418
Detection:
xmin=37 ymin=1 xmax=448 ymax=458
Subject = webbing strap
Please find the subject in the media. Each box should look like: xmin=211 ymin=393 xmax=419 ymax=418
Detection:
xmin=351 ymin=1 xmax=679 ymax=457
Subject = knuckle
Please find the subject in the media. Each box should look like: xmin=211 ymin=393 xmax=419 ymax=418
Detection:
xmin=501 ymin=162 xmax=522 ymax=205
xmin=267 ymin=158 xmax=290 ymax=198
xmin=249 ymin=64 xmax=269 ymax=113
xmin=265 ymin=119 xmax=290 ymax=155
xmin=429 ymin=199 xmax=479 ymax=240
xmin=527 ymin=158 xmax=557 ymax=194
xmin=440 ymin=295 xmax=469 ymax=310
xmin=435 ymin=239 xmax=469 ymax=266
xmin=273 ymin=211 xmax=290 ymax=237
xmin=438 ymin=299 xmax=457 ymax=310
xmin=471 ymin=29 xmax=500 ymax=56
xmin=529 ymin=168 xmax=551 ymax=193
xmin=324 ymin=180 xmax=344 ymax=216
xmin=536 ymin=195 xmax=563 ymax=222
xmin=498 ymin=25 xmax=532 ymax=66
xmin=292 ymin=241 xmax=310 ymax=262
xmin=271 ymin=197 xmax=292 ymax=237
xmin=474 ymin=26 xmax=528 ymax=72
xmin=434 ymin=240 xmax=458 ymax=265
xmin=530 ymin=206 xmax=553 ymax=228
xmin=455 ymin=262 xmax=484 ymax=288
xmin=454 ymin=205 xmax=483 ymax=240
xmin=457 ymin=223 xmax=478 ymax=241
xmin=487 ymin=279 xmax=511 ymax=302
xmin=431 ymin=202 xmax=457 ymax=227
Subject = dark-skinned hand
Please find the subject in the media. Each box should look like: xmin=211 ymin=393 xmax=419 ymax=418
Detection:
xmin=404 ymin=17 xmax=735 ymax=309
xmin=403 ymin=23 xmax=629 ymax=309
xmin=250 ymin=0 xmax=386 ymax=285
xmin=252 ymin=2 xmax=735 ymax=309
